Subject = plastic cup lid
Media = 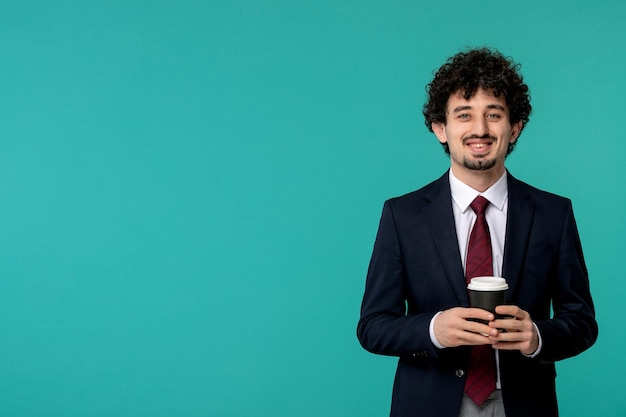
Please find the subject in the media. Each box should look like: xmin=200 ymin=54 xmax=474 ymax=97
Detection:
xmin=467 ymin=276 xmax=509 ymax=291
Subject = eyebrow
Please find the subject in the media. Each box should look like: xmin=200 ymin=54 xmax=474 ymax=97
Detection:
xmin=451 ymin=104 xmax=507 ymax=113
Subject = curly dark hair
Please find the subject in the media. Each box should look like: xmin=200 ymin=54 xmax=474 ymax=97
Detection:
xmin=423 ymin=48 xmax=532 ymax=155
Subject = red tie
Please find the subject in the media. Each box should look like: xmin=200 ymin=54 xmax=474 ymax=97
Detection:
xmin=464 ymin=196 xmax=496 ymax=406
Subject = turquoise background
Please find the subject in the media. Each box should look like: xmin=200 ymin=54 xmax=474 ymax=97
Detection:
xmin=0 ymin=1 xmax=623 ymax=416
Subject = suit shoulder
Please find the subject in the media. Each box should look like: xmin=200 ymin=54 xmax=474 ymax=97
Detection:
xmin=510 ymin=175 xmax=572 ymax=207
xmin=384 ymin=176 xmax=444 ymax=209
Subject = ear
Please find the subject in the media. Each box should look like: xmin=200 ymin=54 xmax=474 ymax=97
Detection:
xmin=432 ymin=122 xmax=447 ymax=144
xmin=510 ymin=121 xmax=523 ymax=143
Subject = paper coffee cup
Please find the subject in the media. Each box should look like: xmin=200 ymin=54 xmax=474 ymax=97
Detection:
xmin=467 ymin=276 xmax=508 ymax=323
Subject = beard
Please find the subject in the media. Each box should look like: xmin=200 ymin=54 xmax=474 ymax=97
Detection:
xmin=462 ymin=156 xmax=497 ymax=171
xmin=460 ymin=134 xmax=500 ymax=171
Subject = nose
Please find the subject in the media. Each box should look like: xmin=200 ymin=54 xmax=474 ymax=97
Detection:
xmin=471 ymin=117 xmax=489 ymax=137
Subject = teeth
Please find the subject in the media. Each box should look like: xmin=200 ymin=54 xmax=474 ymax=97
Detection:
xmin=471 ymin=143 xmax=488 ymax=148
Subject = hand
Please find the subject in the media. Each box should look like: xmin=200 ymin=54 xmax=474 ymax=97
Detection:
xmin=488 ymin=305 xmax=539 ymax=355
xmin=433 ymin=307 xmax=496 ymax=348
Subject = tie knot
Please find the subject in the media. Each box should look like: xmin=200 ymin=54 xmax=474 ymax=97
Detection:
xmin=470 ymin=196 xmax=490 ymax=214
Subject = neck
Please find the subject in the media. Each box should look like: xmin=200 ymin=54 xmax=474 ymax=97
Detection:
xmin=450 ymin=165 xmax=506 ymax=192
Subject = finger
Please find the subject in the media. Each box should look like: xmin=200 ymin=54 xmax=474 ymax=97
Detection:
xmin=489 ymin=317 xmax=520 ymax=331
xmin=464 ymin=320 xmax=497 ymax=337
xmin=462 ymin=331 xmax=496 ymax=346
xmin=462 ymin=308 xmax=495 ymax=322
xmin=495 ymin=305 xmax=525 ymax=319
xmin=489 ymin=330 xmax=525 ymax=343
xmin=491 ymin=341 xmax=526 ymax=351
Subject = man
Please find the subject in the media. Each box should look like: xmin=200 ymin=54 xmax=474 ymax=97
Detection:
xmin=357 ymin=48 xmax=597 ymax=417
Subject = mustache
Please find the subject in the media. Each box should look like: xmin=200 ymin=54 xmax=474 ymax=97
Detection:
xmin=463 ymin=134 xmax=496 ymax=143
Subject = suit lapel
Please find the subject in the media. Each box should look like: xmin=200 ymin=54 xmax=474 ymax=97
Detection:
xmin=502 ymin=173 xmax=535 ymax=301
xmin=423 ymin=172 xmax=468 ymax=306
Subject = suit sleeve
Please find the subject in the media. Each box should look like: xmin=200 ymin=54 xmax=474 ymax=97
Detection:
xmin=356 ymin=201 xmax=439 ymax=358
xmin=534 ymin=201 xmax=598 ymax=361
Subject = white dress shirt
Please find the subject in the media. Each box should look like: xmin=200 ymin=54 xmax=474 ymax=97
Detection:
xmin=427 ymin=170 xmax=541 ymax=388
xmin=449 ymin=170 xmax=508 ymax=276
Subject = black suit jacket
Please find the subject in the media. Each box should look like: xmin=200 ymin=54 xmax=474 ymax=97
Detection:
xmin=357 ymin=171 xmax=597 ymax=417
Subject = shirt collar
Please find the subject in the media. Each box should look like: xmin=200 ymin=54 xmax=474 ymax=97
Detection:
xmin=449 ymin=170 xmax=508 ymax=213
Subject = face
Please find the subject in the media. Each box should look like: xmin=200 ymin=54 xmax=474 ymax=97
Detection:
xmin=432 ymin=89 xmax=523 ymax=179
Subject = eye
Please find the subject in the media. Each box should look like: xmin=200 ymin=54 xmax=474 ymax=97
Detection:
xmin=486 ymin=113 xmax=502 ymax=120
xmin=458 ymin=113 xmax=470 ymax=120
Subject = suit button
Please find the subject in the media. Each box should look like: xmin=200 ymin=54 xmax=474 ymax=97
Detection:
xmin=455 ymin=369 xmax=465 ymax=378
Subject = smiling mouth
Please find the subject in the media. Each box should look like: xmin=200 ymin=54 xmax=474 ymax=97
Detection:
xmin=466 ymin=142 xmax=493 ymax=154
xmin=464 ymin=137 xmax=495 ymax=154
xmin=468 ymin=142 xmax=491 ymax=149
